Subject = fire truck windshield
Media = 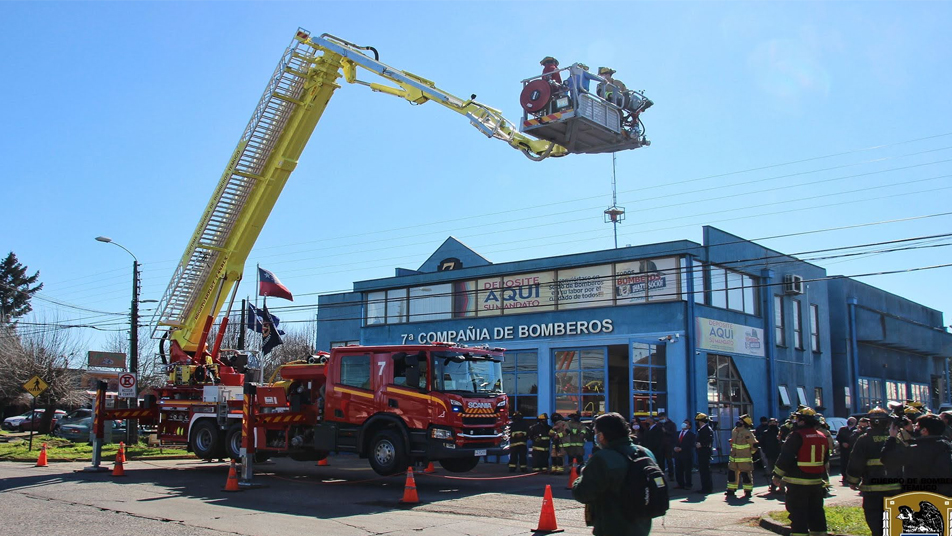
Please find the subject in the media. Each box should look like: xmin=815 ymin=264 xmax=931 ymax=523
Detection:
xmin=431 ymin=352 xmax=503 ymax=395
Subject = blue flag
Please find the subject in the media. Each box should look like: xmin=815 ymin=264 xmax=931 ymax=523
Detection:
xmin=260 ymin=302 xmax=284 ymax=355
xmin=247 ymin=303 xmax=284 ymax=336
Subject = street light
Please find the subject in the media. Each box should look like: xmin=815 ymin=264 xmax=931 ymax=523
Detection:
xmin=95 ymin=236 xmax=139 ymax=443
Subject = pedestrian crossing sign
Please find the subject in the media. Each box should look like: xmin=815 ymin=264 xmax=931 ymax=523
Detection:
xmin=23 ymin=375 xmax=49 ymax=397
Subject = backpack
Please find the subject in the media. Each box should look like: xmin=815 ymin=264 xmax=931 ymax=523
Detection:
xmin=620 ymin=447 xmax=669 ymax=520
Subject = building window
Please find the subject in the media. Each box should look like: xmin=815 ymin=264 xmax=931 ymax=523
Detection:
xmin=796 ymin=387 xmax=808 ymax=406
xmin=339 ymin=354 xmax=371 ymax=389
xmin=707 ymin=354 xmax=752 ymax=459
xmin=774 ymin=295 xmax=785 ymax=346
xmin=366 ymin=291 xmax=386 ymax=326
xmin=810 ymin=304 xmax=820 ymax=352
xmin=708 ymin=265 xmax=758 ymax=314
xmin=778 ymin=385 xmax=791 ymax=407
xmin=814 ymin=387 xmax=823 ymax=408
xmin=502 ymin=351 xmax=539 ymax=417
xmin=885 ymin=381 xmax=907 ymax=405
xmin=792 ymin=300 xmax=803 ymax=350
xmin=330 ymin=341 xmax=359 ymax=348
xmin=554 ymin=349 xmax=606 ymax=418
xmin=909 ymin=383 xmax=930 ymax=405
xmin=386 ymin=289 xmax=408 ymax=324
xmin=857 ymin=378 xmax=884 ymax=412
xmin=692 ymin=261 xmax=706 ymax=305
xmin=632 ymin=343 xmax=667 ymax=416
xmin=409 ymin=283 xmax=452 ymax=322
xmin=843 ymin=386 xmax=851 ymax=409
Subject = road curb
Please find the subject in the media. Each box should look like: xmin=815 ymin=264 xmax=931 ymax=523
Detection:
xmin=758 ymin=513 xmax=856 ymax=536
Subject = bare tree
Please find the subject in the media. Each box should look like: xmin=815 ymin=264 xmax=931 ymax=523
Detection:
xmin=0 ymin=317 xmax=88 ymax=431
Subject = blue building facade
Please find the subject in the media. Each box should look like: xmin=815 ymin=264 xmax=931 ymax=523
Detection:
xmin=316 ymin=226 xmax=951 ymax=452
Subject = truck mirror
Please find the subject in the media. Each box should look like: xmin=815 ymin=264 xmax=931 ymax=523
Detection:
xmin=393 ymin=352 xmax=407 ymax=363
xmin=406 ymin=354 xmax=418 ymax=368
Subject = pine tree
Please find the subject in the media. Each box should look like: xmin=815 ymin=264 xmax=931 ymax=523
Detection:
xmin=0 ymin=252 xmax=43 ymax=324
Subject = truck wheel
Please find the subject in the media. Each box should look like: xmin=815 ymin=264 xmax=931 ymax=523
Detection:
xmin=368 ymin=430 xmax=408 ymax=476
xmin=190 ymin=420 xmax=225 ymax=460
xmin=224 ymin=423 xmax=242 ymax=460
xmin=439 ymin=457 xmax=480 ymax=473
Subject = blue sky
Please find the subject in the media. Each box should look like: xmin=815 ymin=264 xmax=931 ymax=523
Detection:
xmin=3 ymin=1 xmax=951 ymax=359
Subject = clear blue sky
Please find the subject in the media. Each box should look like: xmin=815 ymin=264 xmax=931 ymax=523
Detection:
xmin=3 ymin=1 xmax=951 ymax=360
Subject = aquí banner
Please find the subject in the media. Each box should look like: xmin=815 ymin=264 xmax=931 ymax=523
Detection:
xmin=695 ymin=317 xmax=764 ymax=357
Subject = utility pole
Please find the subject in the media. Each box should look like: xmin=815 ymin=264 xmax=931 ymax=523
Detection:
xmin=603 ymin=152 xmax=626 ymax=248
xmin=130 ymin=258 xmax=140 ymax=443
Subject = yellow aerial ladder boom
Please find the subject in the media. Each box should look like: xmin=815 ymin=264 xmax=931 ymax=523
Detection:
xmin=151 ymin=29 xmax=567 ymax=361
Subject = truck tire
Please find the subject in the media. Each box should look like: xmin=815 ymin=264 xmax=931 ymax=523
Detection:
xmin=224 ymin=423 xmax=242 ymax=461
xmin=368 ymin=429 xmax=408 ymax=476
xmin=190 ymin=420 xmax=225 ymax=460
xmin=439 ymin=457 xmax=480 ymax=473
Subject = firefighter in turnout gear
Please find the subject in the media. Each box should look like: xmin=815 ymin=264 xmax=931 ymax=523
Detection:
xmin=530 ymin=413 xmax=552 ymax=473
xmin=508 ymin=411 xmax=530 ymax=473
xmin=845 ymin=407 xmax=902 ymax=536
xmin=772 ymin=407 xmax=830 ymax=536
xmin=564 ymin=412 xmax=587 ymax=468
xmin=816 ymin=416 xmax=835 ymax=491
xmin=727 ymin=414 xmax=758 ymax=498
xmin=549 ymin=413 xmax=568 ymax=474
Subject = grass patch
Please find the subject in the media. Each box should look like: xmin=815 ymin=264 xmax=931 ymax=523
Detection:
xmin=0 ymin=434 xmax=189 ymax=462
xmin=769 ymin=506 xmax=870 ymax=536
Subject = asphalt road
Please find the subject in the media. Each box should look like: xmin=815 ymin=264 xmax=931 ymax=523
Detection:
xmin=0 ymin=455 xmax=862 ymax=536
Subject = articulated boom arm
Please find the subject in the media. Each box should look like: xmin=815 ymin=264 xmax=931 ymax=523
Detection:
xmin=311 ymin=34 xmax=568 ymax=161
xmin=153 ymin=29 xmax=563 ymax=361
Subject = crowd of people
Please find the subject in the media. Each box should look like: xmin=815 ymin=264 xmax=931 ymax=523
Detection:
xmin=514 ymin=403 xmax=952 ymax=536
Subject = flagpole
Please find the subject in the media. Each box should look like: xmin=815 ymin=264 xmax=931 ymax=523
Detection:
xmin=260 ymin=295 xmax=266 ymax=384
xmin=255 ymin=264 xmax=260 ymax=309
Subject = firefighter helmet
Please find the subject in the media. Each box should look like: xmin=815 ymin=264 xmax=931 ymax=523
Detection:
xmin=695 ymin=412 xmax=709 ymax=422
xmin=795 ymin=406 xmax=819 ymax=424
xmin=540 ymin=56 xmax=559 ymax=66
xmin=552 ymin=413 xmax=563 ymax=422
xmin=867 ymin=407 xmax=890 ymax=424
xmin=512 ymin=411 xmax=523 ymax=419
xmin=598 ymin=66 xmax=616 ymax=75
xmin=740 ymin=414 xmax=753 ymax=427
xmin=537 ymin=413 xmax=549 ymax=421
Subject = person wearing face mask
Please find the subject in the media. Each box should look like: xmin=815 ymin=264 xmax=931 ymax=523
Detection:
xmin=629 ymin=416 xmax=644 ymax=445
xmin=695 ymin=413 xmax=715 ymax=494
xmin=673 ymin=418 xmax=696 ymax=490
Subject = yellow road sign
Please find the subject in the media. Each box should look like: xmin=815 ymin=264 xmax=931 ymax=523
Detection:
xmin=23 ymin=375 xmax=49 ymax=397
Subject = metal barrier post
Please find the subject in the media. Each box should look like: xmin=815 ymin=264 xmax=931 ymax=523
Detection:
xmin=83 ymin=381 xmax=109 ymax=472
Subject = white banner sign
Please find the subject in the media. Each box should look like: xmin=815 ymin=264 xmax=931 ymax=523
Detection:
xmin=695 ymin=318 xmax=764 ymax=357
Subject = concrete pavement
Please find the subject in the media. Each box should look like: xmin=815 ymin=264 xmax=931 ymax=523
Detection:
xmin=0 ymin=456 xmax=862 ymax=536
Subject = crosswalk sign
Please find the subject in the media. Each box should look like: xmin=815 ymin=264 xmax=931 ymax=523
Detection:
xmin=23 ymin=375 xmax=49 ymax=398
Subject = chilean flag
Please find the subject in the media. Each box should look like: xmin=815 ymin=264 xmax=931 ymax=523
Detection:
xmin=258 ymin=267 xmax=293 ymax=301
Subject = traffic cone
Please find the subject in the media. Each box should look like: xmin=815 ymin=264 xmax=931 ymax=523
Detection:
xmin=423 ymin=461 xmax=436 ymax=473
xmin=565 ymin=463 xmax=578 ymax=489
xmin=223 ymin=461 xmax=241 ymax=492
xmin=534 ymin=484 xmax=563 ymax=533
xmin=118 ymin=442 xmax=126 ymax=464
xmin=35 ymin=443 xmax=48 ymax=467
xmin=399 ymin=467 xmax=419 ymax=504
xmin=111 ymin=452 xmax=126 ymax=477
xmin=317 ymin=456 xmax=329 ymax=466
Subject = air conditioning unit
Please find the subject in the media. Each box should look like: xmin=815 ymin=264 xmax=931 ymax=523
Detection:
xmin=783 ymin=274 xmax=804 ymax=295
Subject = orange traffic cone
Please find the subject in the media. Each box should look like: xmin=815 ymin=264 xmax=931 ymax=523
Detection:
xmin=399 ymin=467 xmax=419 ymax=504
xmin=118 ymin=442 xmax=126 ymax=464
xmin=223 ymin=461 xmax=241 ymax=492
xmin=534 ymin=484 xmax=562 ymax=533
xmin=317 ymin=456 xmax=329 ymax=466
xmin=111 ymin=452 xmax=126 ymax=477
xmin=565 ymin=463 xmax=578 ymax=489
xmin=35 ymin=443 xmax=48 ymax=467
xmin=423 ymin=461 xmax=436 ymax=473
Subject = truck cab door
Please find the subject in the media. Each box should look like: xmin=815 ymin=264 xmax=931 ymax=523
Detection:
xmin=326 ymin=352 xmax=374 ymax=423
xmin=383 ymin=351 xmax=432 ymax=430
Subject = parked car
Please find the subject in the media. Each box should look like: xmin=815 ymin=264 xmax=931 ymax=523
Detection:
xmin=15 ymin=409 xmax=67 ymax=432
xmin=56 ymin=417 xmax=126 ymax=443
xmin=2 ymin=411 xmax=34 ymax=431
xmin=825 ymin=416 xmax=850 ymax=461
xmin=52 ymin=408 xmax=94 ymax=433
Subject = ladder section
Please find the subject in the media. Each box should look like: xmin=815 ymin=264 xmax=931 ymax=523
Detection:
xmin=153 ymin=33 xmax=316 ymax=336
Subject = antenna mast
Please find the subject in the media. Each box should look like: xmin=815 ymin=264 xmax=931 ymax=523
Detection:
xmin=603 ymin=152 xmax=626 ymax=248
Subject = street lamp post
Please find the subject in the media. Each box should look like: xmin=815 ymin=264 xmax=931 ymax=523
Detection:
xmin=95 ymin=236 xmax=139 ymax=444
